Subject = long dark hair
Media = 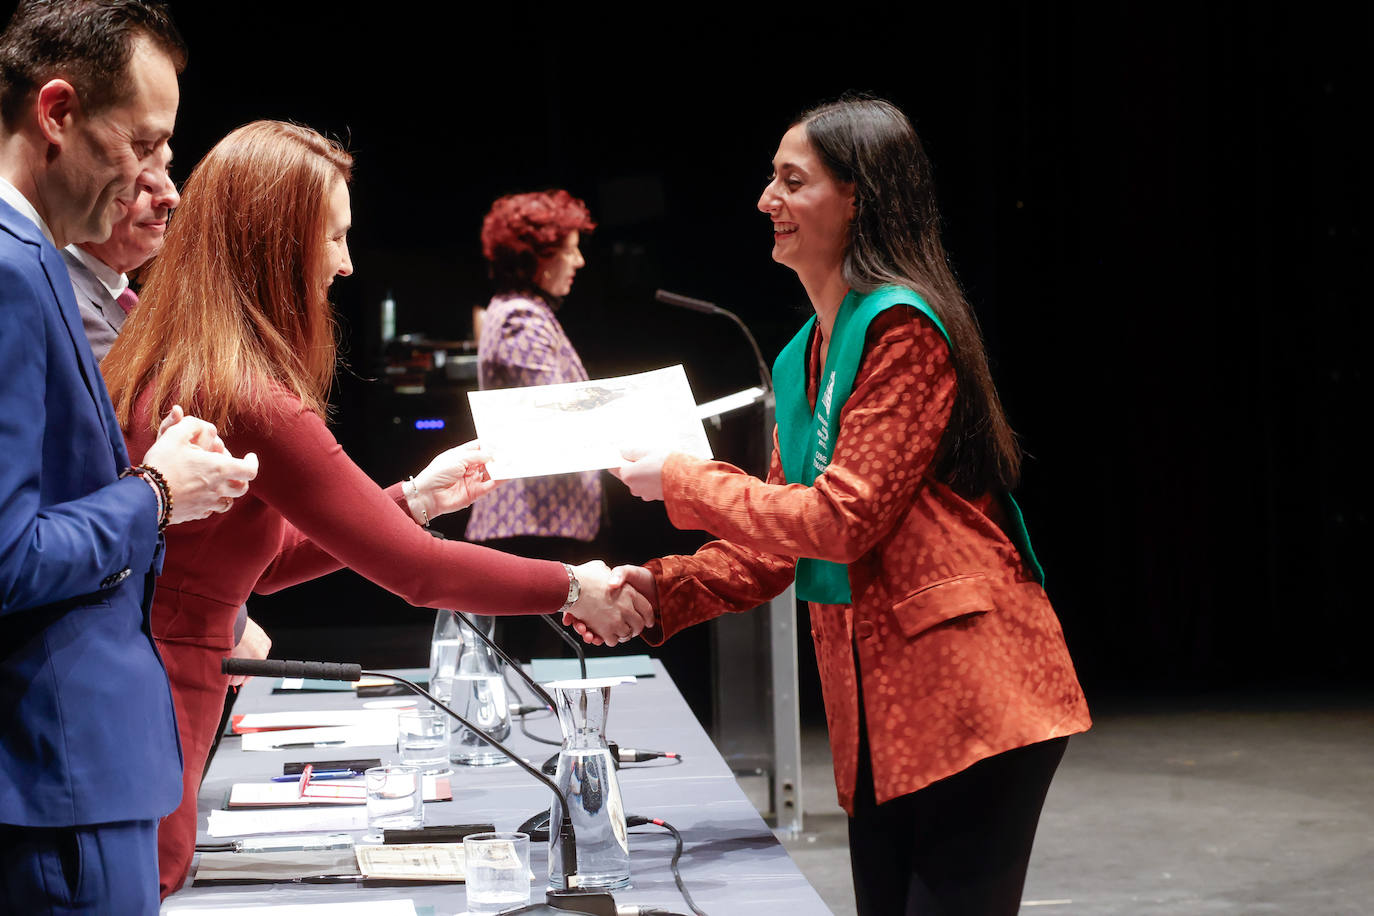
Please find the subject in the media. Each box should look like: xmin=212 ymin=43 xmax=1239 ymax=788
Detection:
xmin=798 ymin=96 xmax=1021 ymax=496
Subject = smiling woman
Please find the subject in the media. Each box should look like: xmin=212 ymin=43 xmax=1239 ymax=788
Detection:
xmin=98 ymin=121 xmax=654 ymax=898
xmin=605 ymin=96 xmax=1091 ymax=916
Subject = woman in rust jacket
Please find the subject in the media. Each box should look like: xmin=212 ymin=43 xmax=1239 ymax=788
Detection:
xmin=605 ymin=98 xmax=1091 ymax=915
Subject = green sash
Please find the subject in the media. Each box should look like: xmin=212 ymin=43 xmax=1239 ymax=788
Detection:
xmin=773 ymin=285 xmax=1044 ymax=603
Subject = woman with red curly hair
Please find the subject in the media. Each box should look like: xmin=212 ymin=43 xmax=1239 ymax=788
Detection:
xmin=466 ymin=191 xmax=607 ymax=627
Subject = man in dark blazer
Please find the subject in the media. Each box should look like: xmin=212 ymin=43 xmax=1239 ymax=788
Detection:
xmin=63 ymin=155 xmax=275 ymax=775
xmin=0 ymin=2 xmax=259 ymax=911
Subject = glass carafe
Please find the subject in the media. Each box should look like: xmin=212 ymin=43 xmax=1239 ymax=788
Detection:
xmin=429 ymin=609 xmax=462 ymax=682
xmin=547 ymin=678 xmax=630 ymax=890
xmin=447 ymin=613 xmax=511 ymax=766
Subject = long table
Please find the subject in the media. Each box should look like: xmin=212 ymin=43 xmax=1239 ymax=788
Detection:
xmin=160 ymin=661 xmax=832 ymax=914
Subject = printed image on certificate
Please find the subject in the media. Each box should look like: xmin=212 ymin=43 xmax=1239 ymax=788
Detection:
xmin=468 ymin=365 xmax=713 ymax=480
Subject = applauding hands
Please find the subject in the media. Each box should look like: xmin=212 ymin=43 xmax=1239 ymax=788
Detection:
xmin=563 ymin=563 xmax=659 ymax=646
xmin=142 ymin=405 xmax=259 ymax=523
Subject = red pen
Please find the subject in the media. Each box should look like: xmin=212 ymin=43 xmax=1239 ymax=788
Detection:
xmin=297 ymin=763 xmax=314 ymax=798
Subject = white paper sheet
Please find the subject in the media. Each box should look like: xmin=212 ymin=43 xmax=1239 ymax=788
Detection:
xmin=227 ymin=775 xmax=449 ymax=808
xmin=164 ymin=900 xmax=418 ymax=915
xmin=234 ymin=708 xmax=401 ymax=732
xmin=467 ymin=365 xmax=712 ymax=480
xmin=206 ymin=806 xmax=367 ymax=837
xmin=239 ymin=720 xmax=397 ymax=751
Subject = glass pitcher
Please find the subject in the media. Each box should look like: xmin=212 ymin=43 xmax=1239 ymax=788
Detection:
xmin=546 ymin=678 xmax=631 ymax=890
xmin=441 ymin=612 xmax=511 ymax=766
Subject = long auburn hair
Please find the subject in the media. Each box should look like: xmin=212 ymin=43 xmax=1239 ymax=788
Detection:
xmin=105 ymin=120 xmax=353 ymax=432
xmin=797 ymin=96 xmax=1021 ymax=496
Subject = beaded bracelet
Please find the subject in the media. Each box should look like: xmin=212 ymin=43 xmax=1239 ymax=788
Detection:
xmin=121 ymin=464 xmax=172 ymax=532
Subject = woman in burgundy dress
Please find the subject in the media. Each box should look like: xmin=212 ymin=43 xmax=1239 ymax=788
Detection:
xmin=101 ymin=121 xmax=652 ymax=897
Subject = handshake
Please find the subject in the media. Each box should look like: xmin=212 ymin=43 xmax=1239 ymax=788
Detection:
xmin=402 ymin=440 xmax=668 ymax=648
xmin=560 ymin=561 xmax=658 ymax=648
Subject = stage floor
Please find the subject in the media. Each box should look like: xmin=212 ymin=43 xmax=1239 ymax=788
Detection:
xmin=753 ymin=691 xmax=1374 ymax=915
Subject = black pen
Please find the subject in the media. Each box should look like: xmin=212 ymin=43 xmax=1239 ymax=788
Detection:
xmin=277 ymin=740 xmax=346 ymax=749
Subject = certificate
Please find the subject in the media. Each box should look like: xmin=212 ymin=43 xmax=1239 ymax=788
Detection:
xmin=467 ymin=365 xmax=713 ymax=480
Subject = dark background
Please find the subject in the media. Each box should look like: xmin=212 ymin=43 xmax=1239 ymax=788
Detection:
xmin=20 ymin=3 xmax=1371 ymax=723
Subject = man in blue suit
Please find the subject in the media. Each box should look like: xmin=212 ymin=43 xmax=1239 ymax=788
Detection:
xmin=0 ymin=2 xmax=259 ymax=911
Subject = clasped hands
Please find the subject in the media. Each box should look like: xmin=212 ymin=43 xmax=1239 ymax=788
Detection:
xmin=141 ymin=405 xmax=258 ymax=524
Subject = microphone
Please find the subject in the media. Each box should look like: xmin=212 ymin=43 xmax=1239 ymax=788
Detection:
xmin=653 ymin=289 xmax=722 ymax=316
xmin=656 ymin=288 xmax=774 ymax=393
xmin=221 ymin=656 xmax=618 ymax=915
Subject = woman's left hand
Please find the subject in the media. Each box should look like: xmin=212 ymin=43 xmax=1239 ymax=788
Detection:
xmin=610 ymin=448 xmax=669 ymax=502
xmin=226 ymin=616 xmax=272 ymax=687
xmin=410 ymin=440 xmax=501 ymax=520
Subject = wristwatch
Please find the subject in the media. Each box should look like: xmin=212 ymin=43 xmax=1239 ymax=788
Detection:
xmin=559 ymin=563 xmax=580 ymax=613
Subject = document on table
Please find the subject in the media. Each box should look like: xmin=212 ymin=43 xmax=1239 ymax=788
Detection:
xmin=207 ymin=805 xmax=367 ymax=837
xmin=233 ymin=708 xmax=403 ymax=733
xmin=227 ymin=775 xmax=451 ymax=808
xmin=192 ymin=847 xmax=359 ymax=885
xmin=529 ymin=653 xmax=656 ymax=683
xmin=354 ymin=843 xmax=465 ymax=881
xmin=165 ymin=901 xmax=419 ymax=916
xmin=239 ymin=719 xmax=398 ymax=751
xmin=467 ymin=365 xmax=713 ymax=480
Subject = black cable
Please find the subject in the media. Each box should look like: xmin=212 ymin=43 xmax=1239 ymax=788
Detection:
xmin=641 ymin=817 xmax=704 ymax=916
xmin=495 ymin=643 xmax=563 ymax=744
xmin=518 ymin=709 xmax=563 ymax=746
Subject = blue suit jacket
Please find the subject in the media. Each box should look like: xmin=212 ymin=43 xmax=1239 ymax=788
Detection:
xmin=0 ymin=198 xmax=182 ymax=827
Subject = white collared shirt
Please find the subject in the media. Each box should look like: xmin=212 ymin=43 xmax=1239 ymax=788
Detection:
xmin=0 ymin=175 xmax=56 ymax=246
xmin=64 ymin=243 xmax=128 ymax=300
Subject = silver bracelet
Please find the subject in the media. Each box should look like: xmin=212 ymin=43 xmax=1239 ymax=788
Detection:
xmin=405 ymin=476 xmax=429 ymax=527
xmin=559 ymin=563 xmax=581 ymax=614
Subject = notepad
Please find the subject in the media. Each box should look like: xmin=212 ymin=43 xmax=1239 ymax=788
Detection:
xmin=227 ymin=775 xmax=451 ymax=808
xmin=233 ymin=708 xmax=404 ymax=733
xmin=240 ymin=720 xmax=399 ymax=751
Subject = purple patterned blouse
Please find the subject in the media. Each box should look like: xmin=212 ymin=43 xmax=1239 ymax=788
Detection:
xmin=465 ymin=294 xmax=603 ymax=542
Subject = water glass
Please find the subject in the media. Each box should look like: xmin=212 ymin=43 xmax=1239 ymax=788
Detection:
xmin=398 ymin=708 xmax=451 ymax=776
xmin=464 ymin=831 xmax=531 ymax=913
xmin=365 ymin=764 xmax=422 ymax=839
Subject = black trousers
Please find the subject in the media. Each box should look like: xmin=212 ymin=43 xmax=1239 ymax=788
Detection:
xmin=848 ymin=727 xmax=1068 ymax=916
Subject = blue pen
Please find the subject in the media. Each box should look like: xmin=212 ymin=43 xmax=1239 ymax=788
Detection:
xmin=270 ymin=769 xmax=358 ymax=782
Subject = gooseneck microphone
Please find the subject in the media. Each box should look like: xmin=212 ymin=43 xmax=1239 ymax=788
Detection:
xmin=655 ymin=289 xmax=774 ymax=393
xmin=220 ymin=656 xmax=621 ymax=915
xmin=540 ymin=613 xmax=589 ymax=680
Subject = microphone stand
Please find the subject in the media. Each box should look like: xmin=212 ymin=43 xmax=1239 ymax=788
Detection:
xmin=540 ymin=613 xmax=589 ymax=680
xmin=220 ymin=657 xmax=618 ymax=916
xmin=656 ymin=288 xmax=774 ymax=395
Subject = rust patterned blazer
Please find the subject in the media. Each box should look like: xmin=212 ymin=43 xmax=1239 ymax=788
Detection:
xmin=642 ymin=305 xmax=1091 ymax=814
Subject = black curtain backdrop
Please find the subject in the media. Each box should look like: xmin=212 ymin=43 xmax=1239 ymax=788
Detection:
xmin=9 ymin=2 xmax=1365 ymax=710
